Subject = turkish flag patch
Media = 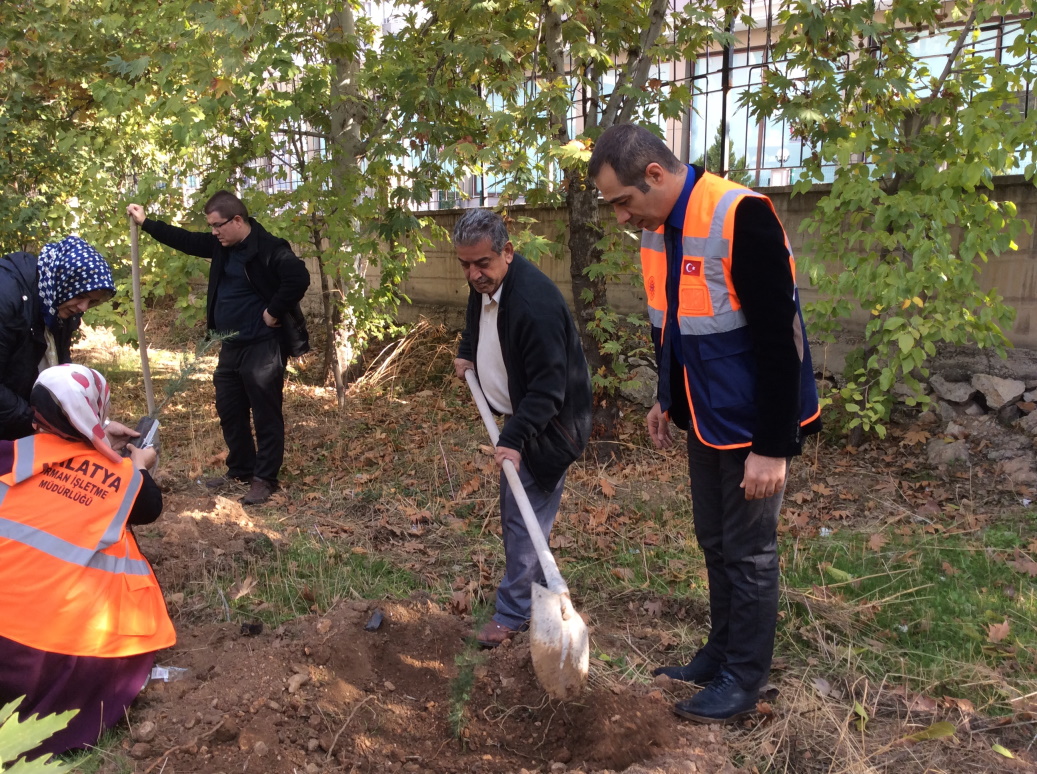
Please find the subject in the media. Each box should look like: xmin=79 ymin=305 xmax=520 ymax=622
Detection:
xmin=682 ymin=258 xmax=702 ymax=276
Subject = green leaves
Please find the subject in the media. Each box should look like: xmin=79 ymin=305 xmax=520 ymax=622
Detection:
xmin=0 ymin=698 xmax=76 ymax=772
xmin=897 ymin=720 xmax=957 ymax=744
xmin=746 ymin=2 xmax=1031 ymax=437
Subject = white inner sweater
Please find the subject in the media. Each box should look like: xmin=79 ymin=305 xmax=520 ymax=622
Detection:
xmin=476 ymin=288 xmax=512 ymax=415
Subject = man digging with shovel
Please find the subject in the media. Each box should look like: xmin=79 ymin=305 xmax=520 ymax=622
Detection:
xmin=452 ymin=209 xmax=592 ymax=650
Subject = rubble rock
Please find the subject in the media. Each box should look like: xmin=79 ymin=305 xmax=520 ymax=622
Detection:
xmin=927 ymin=438 xmax=970 ymax=466
xmin=1025 ymin=389 xmax=1037 ymax=403
xmin=963 ymin=401 xmax=986 ymax=417
xmin=620 ymin=366 xmax=658 ymax=409
xmin=1018 ymin=411 xmax=1037 ymax=435
xmin=971 ymin=374 xmax=1025 ymax=410
xmin=930 ymin=375 xmax=975 ymax=403
xmin=915 ymin=409 xmax=940 ymax=427
xmin=997 ymin=404 xmax=1023 ymax=426
xmin=936 ymin=401 xmax=959 ymax=422
xmin=999 ymin=454 xmax=1037 ymax=486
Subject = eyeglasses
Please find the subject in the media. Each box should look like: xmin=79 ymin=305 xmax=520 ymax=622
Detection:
xmin=209 ymin=216 xmax=236 ymax=232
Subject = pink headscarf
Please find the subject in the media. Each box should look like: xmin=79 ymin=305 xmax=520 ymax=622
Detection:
xmin=30 ymin=364 xmax=122 ymax=464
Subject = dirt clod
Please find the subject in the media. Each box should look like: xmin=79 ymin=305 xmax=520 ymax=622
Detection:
xmin=132 ymin=720 xmax=158 ymax=743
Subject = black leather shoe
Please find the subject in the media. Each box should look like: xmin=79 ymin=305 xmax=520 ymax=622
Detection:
xmin=651 ymin=651 xmax=722 ymax=685
xmin=673 ymin=670 xmax=758 ymax=724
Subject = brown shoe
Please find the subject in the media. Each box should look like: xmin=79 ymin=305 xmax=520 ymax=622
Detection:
xmin=205 ymin=475 xmax=251 ymax=494
xmin=241 ymin=478 xmax=277 ymax=505
xmin=476 ymin=620 xmax=519 ymax=649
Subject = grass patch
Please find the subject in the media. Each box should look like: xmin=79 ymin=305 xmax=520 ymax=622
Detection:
xmin=210 ymin=535 xmax=421 ymax=625
xmin=64 ymin=728 xmax=134 ymax=774
xmin=780 ymin=527 xmax=1037 ymax=711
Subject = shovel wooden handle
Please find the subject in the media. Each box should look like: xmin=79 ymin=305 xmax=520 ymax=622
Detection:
xmin=464 ymin=369 xmax=570 ymax=598
xmin=130 ymin=218 xmax=156 ymax=416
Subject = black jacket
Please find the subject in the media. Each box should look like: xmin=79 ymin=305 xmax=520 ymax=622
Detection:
xmin=0 ymin=252 xmax=76 ymax=440
xmin=458 ymin=254 xmax=592 ymax=492
xmin=141 ymin=217 xmax=311 ymax=356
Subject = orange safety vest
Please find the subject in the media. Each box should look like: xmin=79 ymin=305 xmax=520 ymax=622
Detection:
xmin=640 ymin=171 xmax=820 ymax=449
xmin=0 ymin=434 xmax=175 ymax=658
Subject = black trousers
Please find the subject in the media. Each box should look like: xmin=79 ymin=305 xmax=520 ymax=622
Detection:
xmin=213 ymin=337 xmax=287 ymax=483
xmin=687 ymin=433 xmax=788 ymax=692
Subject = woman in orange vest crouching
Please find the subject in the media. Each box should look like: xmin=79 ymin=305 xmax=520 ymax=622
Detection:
xmin=0 ymin=363 xmax=175 ymax=756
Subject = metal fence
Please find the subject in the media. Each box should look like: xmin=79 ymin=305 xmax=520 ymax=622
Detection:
xmin=227 ymin=4 xmax=1033 ymax=209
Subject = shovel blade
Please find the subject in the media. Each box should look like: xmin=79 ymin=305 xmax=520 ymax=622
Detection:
xmin=529 ymin=583 xmax=589 ymax=701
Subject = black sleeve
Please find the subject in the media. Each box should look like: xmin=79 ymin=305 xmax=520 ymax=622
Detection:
xmin=456 ymin=290 xmax=478 ymax=362
xmin=498 ymin=294 xmax=570 ymax=452
xmin=729 ymin=197 xmax=804 ymax=458
xmin=128 ymin=470 xmax=163 ymax=525
xmin=141 ymin=218 xmax=218 ymax=259
xmin=265 ymin=244 xmax=311 ymax=320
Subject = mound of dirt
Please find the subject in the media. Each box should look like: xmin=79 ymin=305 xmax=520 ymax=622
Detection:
xmin=123 ymin=598 xmax=738 ymax=773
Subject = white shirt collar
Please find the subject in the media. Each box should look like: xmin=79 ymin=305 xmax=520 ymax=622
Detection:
xmin=482 ymin=286 xmax=504 ymax=307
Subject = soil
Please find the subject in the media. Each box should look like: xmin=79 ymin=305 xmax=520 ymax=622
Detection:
xmin=64 ymin=323 xmax=1037 ymax=773
xmin=107 ymin=493 xmax=741 ymax=774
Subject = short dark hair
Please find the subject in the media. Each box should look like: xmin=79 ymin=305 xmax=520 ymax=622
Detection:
xmin=452 ymin=209 xmax=510 ymax=254
xmin=203 ymin=190 xmax=249 ymax=221
xmin=588 ymin=124 xmax=683 ymax=192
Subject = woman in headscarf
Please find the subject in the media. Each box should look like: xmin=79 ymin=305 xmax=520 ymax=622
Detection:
xmin=0 ymin=364 xmax=175 ymax=758
xmin=0 ymin=236 xmax=135 ymax=443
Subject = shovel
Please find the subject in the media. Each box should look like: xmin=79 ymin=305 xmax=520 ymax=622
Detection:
xmin=464 ymin=369 xmax=589 ymax=700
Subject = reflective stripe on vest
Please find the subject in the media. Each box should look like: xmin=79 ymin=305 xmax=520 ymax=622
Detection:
xmin=0 ymin=514 xmax=152 ymax=575
xmin=0 ymin=435 xmax=150 ymax=574
xmin=13 ymin=436 xmax=34 ymax=483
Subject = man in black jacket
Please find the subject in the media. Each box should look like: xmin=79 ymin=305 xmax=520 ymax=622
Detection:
xmin=127 ymin=192 xmax=310 ymax=505
xmin=452 ymin=209 xmax=592 ymax=648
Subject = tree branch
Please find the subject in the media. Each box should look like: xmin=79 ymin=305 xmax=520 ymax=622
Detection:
xmin=542 ymin=0 xmax=571 ymax=144
xmin=602 ymin=0 xmax=668 ymax=128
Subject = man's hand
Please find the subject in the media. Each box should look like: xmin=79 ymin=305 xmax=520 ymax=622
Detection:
xmin=104 ymin=420 xmax=139 ymax=452
xmin=263 ymin=309 xmax=281 ymax=327
xmin=647 ymin=402 xmax=672 ymax=449
xmin=126 ymin=203 xmax=146 ymax=226
xmin=741 ymin=452 xmax=787 ymax=501
xmin=127 ymin=443 xmax=158 ymax=471
xmin=495 ymin=445 xmax=521 ymax=471
xmin=454 ymin=358 xmax=475 ymax=380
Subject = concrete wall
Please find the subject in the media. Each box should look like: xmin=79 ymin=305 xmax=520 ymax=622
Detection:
xmin=387 ymin=177 xmax=1037 ymax=349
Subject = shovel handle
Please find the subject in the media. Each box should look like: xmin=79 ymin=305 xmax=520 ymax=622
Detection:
xmin=130 ymin=218 xmax=156 ymax=416
xmin=464 ymin=369 xmax=570 ymax=597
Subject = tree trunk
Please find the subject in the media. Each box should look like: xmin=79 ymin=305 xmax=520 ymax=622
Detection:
xmin=325 ymin=3 xmax=367 ymax=406
xmin=311 ymin=224 xmax=342 ymax=395
xmin=567 ymin=176 xmax=620 ymax=455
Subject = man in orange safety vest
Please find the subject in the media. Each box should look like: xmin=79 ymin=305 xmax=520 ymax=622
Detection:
xmin=589 ymin=124 xmax=820 ymax=724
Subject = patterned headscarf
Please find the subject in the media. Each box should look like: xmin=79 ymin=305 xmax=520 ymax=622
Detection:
xmin=29 ymin=364 xmax=122 ymax=463
xmin=36 ymin=235 xmax=115 ymax=327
